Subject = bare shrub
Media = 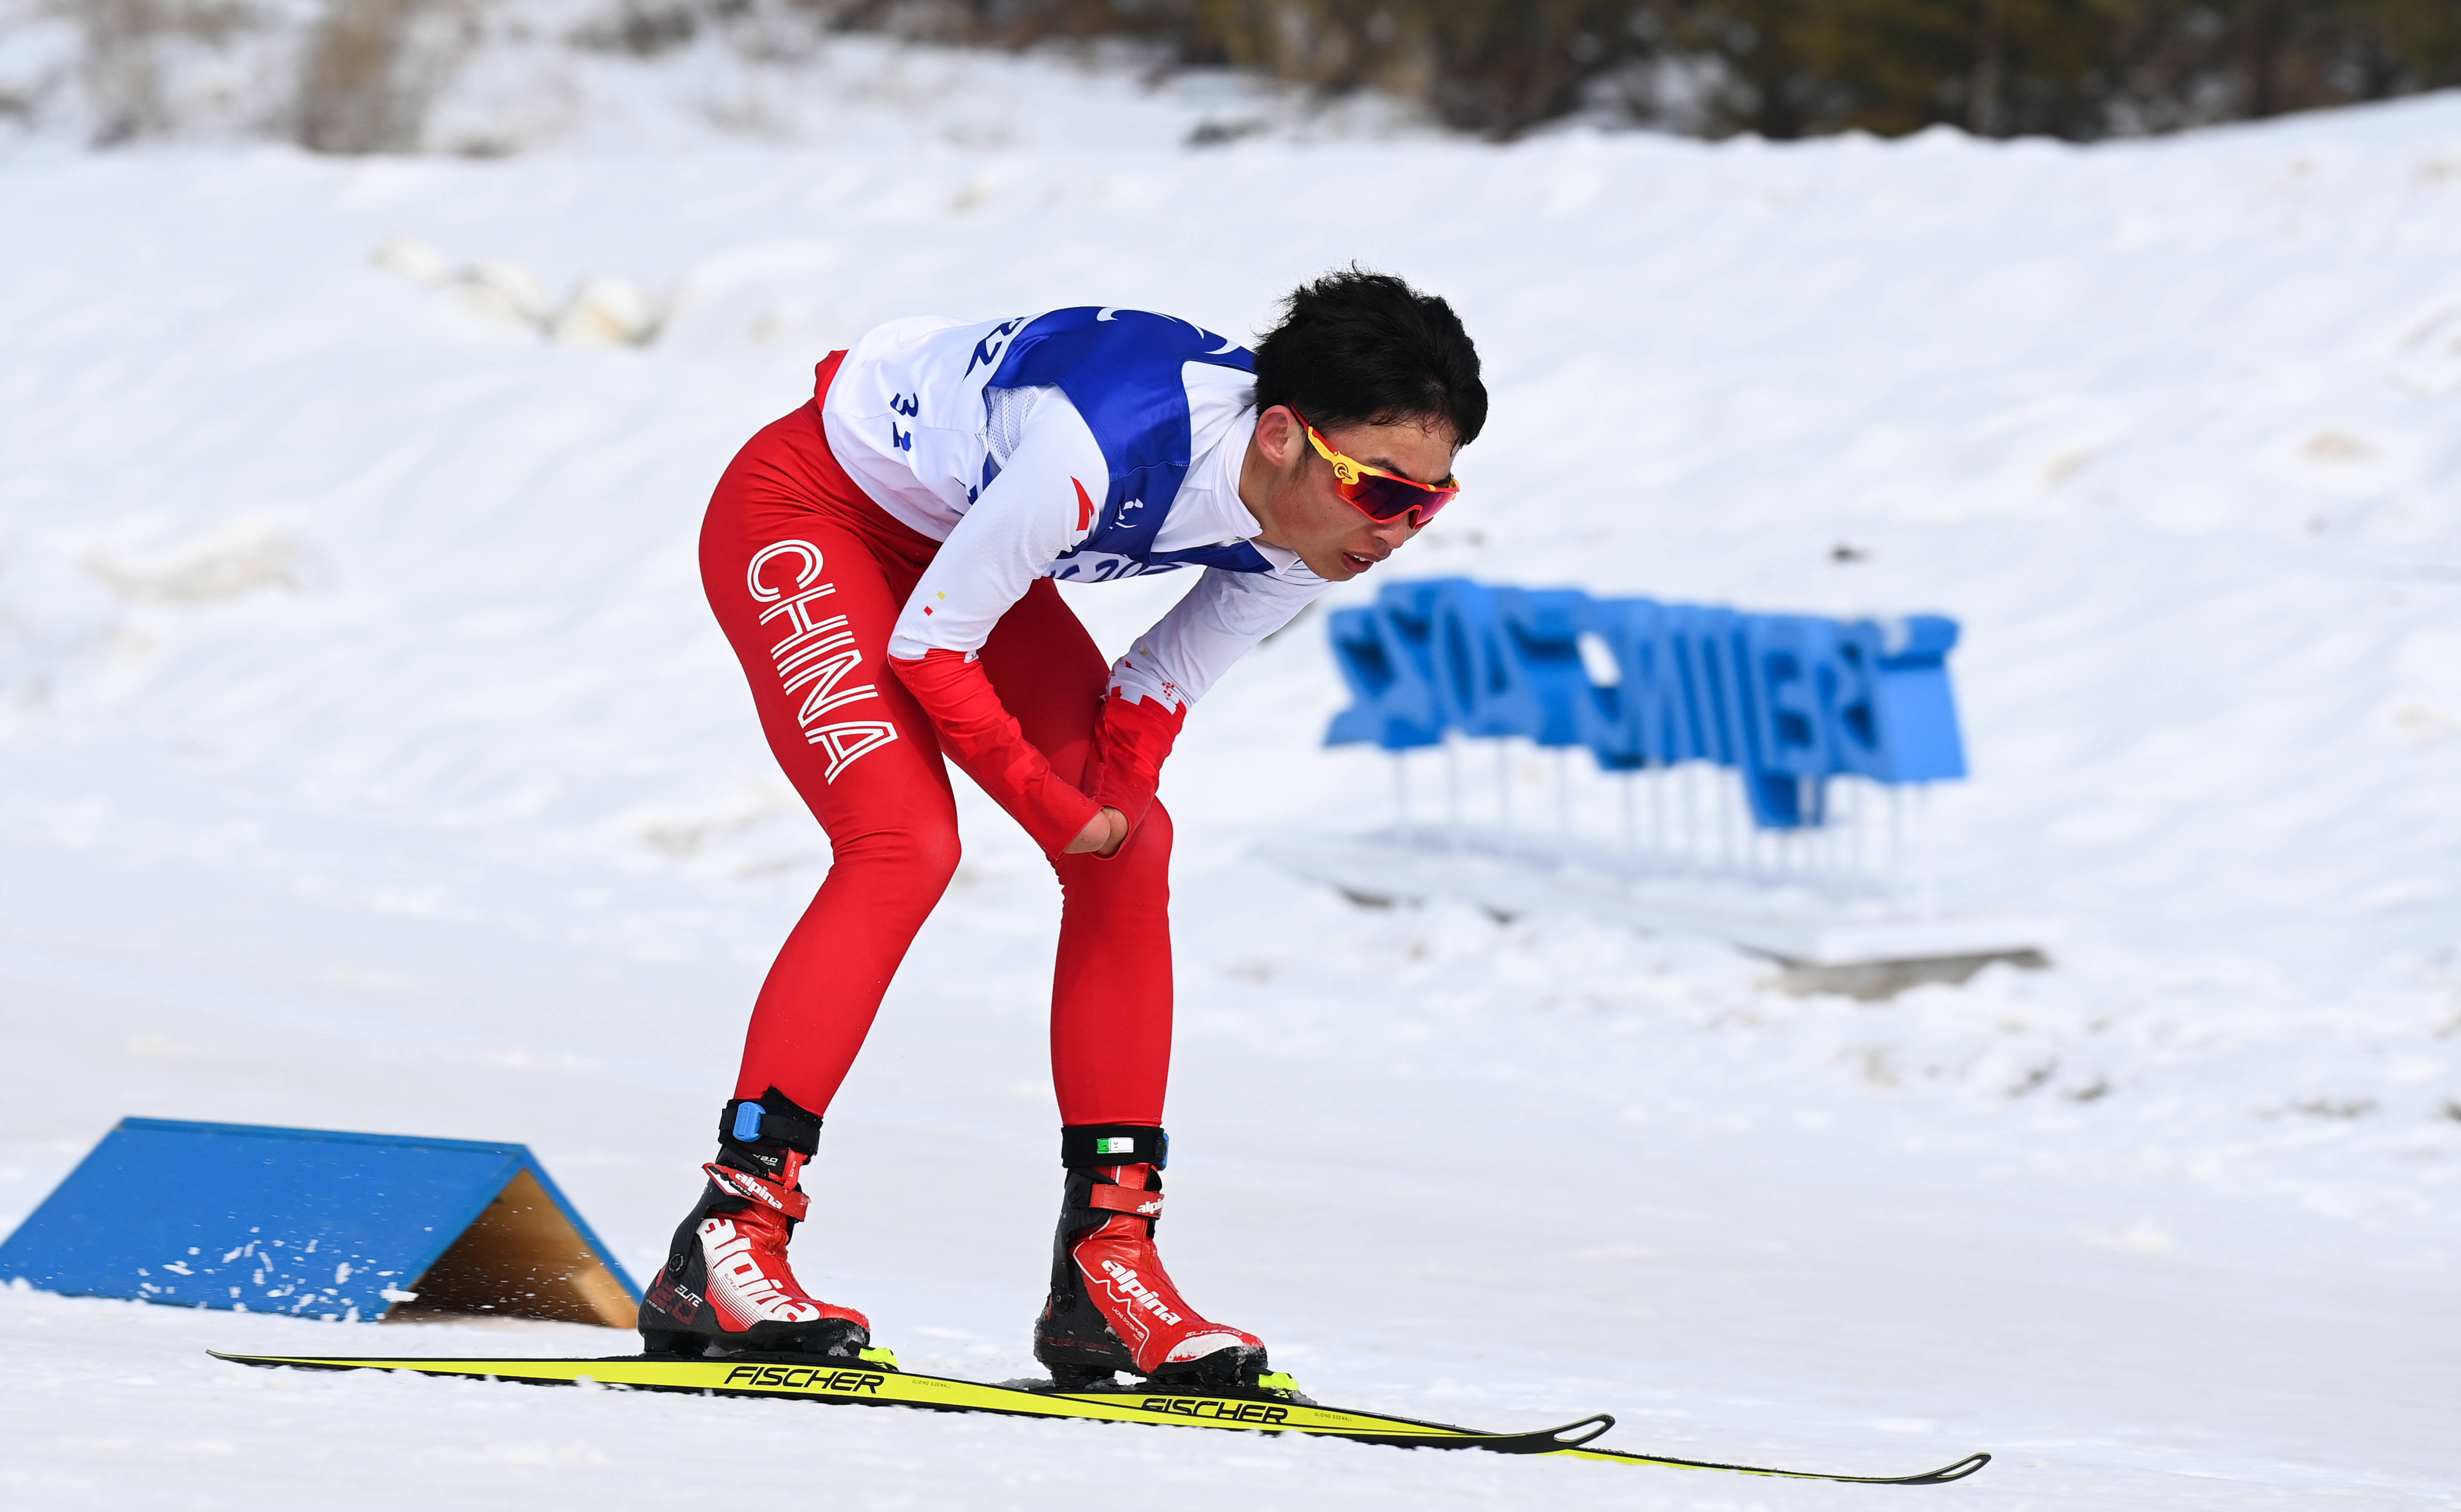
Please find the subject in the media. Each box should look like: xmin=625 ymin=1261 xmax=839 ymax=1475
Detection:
xmin=297 ymin=0 xmax=466 ymax=153
xmin=575 ymin=0 xmax=704 ymax=55
xmin=77 ymin=0 xmax=171 ymax=141
xmin=76 ymin=0 xmax=256 ymax=143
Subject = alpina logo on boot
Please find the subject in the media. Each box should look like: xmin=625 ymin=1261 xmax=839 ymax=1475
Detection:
xmin=701 ymin=1216 xmax=823 ymax=1324
xmin=704 ymin=1162 xmax=809 ymax=1220
xmin=1098 ymin=1260 xmax=1183 ymax=1325
xmin=710 ymin=1165 xmax=788 ymax=1211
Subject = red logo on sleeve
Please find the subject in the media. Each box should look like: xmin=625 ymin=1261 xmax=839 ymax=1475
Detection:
xmin=1073 ymin=478 xmax=1096 ymax=532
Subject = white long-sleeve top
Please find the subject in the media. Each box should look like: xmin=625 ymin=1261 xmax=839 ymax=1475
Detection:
xmin=820 ymin=307 xmax=1327 ymax=712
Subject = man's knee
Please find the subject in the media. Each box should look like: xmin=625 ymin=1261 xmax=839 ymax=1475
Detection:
xmin=833 ymin=807 xmax=962 ymax=896
xmin=1132 ymin=799 xmax=1172 ymax=856
xmin=1060 ymin=799 xmax=1170 ymax=886
xmin=909 ymin=817 xmax=963 ymax=892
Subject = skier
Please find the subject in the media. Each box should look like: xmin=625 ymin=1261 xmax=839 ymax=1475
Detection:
xmin=638 ymin=269 xmax=1486 ymax=1388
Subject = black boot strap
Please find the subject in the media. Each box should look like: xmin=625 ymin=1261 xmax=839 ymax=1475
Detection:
xmin=1060 ymin=1123 xmax=1167 ymax=1169
xmin=721 ymin=1086 xmax=822 ymax=1155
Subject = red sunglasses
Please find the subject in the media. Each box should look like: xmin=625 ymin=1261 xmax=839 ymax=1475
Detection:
xmin=1295 ymin=412 xmax=1461 ymax=526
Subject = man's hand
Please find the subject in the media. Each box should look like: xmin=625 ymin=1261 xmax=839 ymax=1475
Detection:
xmin=1064 ymin=806 xmax=1128 ymax=857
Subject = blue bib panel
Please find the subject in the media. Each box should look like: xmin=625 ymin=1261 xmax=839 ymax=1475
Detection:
xmin=986 ymin=307 xmax=1271 ymax=575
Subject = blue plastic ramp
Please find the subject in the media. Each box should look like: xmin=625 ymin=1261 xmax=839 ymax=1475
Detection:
xmin=0 ymin=1117 xmax=637 ymax=1326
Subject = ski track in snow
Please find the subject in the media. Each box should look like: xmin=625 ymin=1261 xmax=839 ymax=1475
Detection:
xmin=1 ymin=55 xmax=2460 ymax=1510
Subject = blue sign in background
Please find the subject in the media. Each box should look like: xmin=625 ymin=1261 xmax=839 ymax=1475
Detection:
xmin=1325 ymin=578 xmax=1967 ymax=830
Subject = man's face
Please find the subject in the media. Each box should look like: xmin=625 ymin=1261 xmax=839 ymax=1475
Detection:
xmin=1247 ymin=407 xmax=1459 ymax=582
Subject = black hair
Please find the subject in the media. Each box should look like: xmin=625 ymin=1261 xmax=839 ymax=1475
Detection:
xmin=1252 ymin=266 xmax=1486 ymax=449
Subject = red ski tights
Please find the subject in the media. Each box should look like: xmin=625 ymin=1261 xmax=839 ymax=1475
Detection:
xmin=698 ymin=376 xmax=1170 ymax=1127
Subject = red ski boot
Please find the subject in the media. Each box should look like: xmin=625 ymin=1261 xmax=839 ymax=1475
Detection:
xmin=638 ymin=1088 xmax=871 ymax=1358
xmin=1033 ymin=1125 xmax=1267 ymax=1388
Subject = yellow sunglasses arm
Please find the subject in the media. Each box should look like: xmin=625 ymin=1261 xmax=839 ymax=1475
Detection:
xmin=1302 ymin=420 xmax=1367 ymax=485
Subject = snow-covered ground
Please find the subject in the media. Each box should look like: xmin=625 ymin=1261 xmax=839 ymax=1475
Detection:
xmin=2 ymin=45 xmax=2459 ymax=1509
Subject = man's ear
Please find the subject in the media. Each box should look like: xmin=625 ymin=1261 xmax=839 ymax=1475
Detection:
xmin=1255 ymin=405 xmax=1302 ymax=469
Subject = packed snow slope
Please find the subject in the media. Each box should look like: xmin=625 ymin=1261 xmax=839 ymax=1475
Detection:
xmin=2 ymin=52 xmax=2460 ymax=1510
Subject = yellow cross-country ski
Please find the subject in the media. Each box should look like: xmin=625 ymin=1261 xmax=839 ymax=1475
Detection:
xmin=210 ymin=1349 xmax=1989 ymax=1485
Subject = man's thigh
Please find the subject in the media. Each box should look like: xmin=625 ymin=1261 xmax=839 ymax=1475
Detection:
xmin=702 ymin=508 xmax=952 ymax=828
xmin=978 ymin=577 xmax=1109 ymax=789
